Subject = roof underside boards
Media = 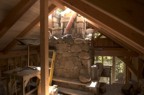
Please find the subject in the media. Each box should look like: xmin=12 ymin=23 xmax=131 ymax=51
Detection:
xmin=0 ymin=0 xmax=21 ymax=22
xmin=24 ymin=23 xmax=40 ymax=39
xmin=0 ymin=0 xmax=143 ymax=55
xmin=85 ymin=0 xmax=144 ymax=32
xmin=55 ymin=0 xmax=144 ymax=54
xmin=0 ymin=0 xmax=38 ymax=40
xmin=0 ymin=0 xmax=40 ymax=51
xmin=2 ymin=4 xmax=57 ymax=51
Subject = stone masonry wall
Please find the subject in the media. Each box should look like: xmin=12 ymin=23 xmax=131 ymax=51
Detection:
xmin=50 ymin=35 xmax=92 ymax=81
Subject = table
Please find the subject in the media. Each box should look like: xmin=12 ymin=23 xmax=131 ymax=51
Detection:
xmin=4 ymin=67 xmax=40 ymax=95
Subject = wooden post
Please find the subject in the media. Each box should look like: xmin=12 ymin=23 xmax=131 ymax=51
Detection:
xmin=109 ymin=66 xmax=112 ymax=84
xmin=137 ymin=59 xmax=144 ymax=80
xmin=126 ymin=65 xmax=131 ymax=83
xmin=102 ymin=56 xmax=104 ymax=64
xmin=112 ymin=56 xmax=116 ymax=83
xmin=40 ymin=0 xmax=49 ymax=95
xmin=27 ymin=44 xmax=30 ymax=67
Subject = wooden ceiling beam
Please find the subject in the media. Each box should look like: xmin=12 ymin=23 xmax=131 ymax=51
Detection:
xmin=3 ymin=4 xmax=57 ymax=52
xmin=55 ymin=0 xmax=144 ymax=54
xmin=95 ymin=48 xmax=138 ymax=56
xmin=0 ymin=50 xmax=38 ymax=59
xmin=0 ymin=0 xmax=37 ymax=39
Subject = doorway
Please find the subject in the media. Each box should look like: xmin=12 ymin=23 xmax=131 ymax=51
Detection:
xmin=94 ymin=56 xmax=126 ymax=84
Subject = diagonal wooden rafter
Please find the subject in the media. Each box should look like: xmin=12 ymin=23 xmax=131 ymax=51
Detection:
xmin=52 ymin=0 xmax=65 ymax=10
xmin=55 ymin=0 xmax=144 ymax=54
xmin=0 ymin=0 xmax=37 ymax=39
xmin=3 ymin=4 xmax=57 ymax=52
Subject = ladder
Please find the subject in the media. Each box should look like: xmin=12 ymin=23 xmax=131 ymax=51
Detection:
xmin=48 ymin=50 xmax=56 ymax=86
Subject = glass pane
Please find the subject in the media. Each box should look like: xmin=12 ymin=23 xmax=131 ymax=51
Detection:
xmin=114 ymin=57 xmax=125 ymax=84
xmin=103 ymin=56 xmax=113 ymax=66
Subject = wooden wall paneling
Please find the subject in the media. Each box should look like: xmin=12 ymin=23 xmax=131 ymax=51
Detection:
xmin=14 ymin=57 xmax=17 ymax=68
xmin=0 ymin=53 xmax=41 ymax=75
xmin=15 ymin=57 xmax=21 ymax=67
xmin=93 ymin=38 xmax=121 ymax=48
xmin=7 ymin=58 xmax=14 ymax=70
xmin=29 ymin=54 xmax=38 ymax=66
xmin=33 ymin=54 xmax=40 ymax=66
xmin=37 ymin=53 xmax=40 ymax=66
xmin=19 ymin=56 xmax=23 ymax=67
xmin=87 ymin=18 xmax=143 ymax=55
xmin=94 ymin=48 xmax=138 ymax=56
xmin=0 ymin=50 xmax=37 ymax=59
xmin=0 ymin=59 xmax=8 ymax=74
xmin=29 ymin=55 xmax=33 ymax=66
xmin=87 ymin=20 xmax=131 ymax=50
xmin=21 ymin=56 xmax=25 ymax=67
